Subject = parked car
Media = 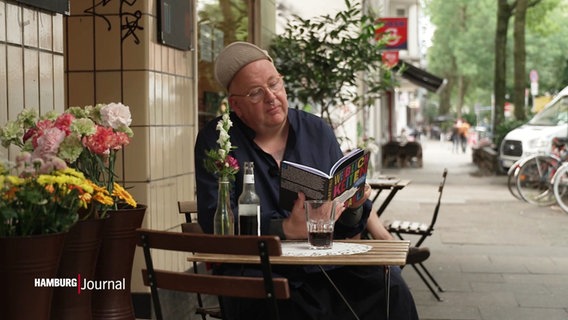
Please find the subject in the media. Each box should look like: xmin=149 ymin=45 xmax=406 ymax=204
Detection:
xmin=499 ymin=86 xmax=568 ymax=171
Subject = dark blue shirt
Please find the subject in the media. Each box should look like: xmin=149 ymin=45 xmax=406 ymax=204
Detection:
xmin=195 ymin=108 xmax=370 ymax=238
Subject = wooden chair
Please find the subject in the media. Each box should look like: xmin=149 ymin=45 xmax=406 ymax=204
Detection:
xmin=178 ymin=200 xmax=198 ymax=225
xmin=137 ymin=229 xmax=290 ymax=320
xmin=177 ymin=200 xmax=220 ymax=319
xmin=385 ymin=168 xmax=447 ymax=301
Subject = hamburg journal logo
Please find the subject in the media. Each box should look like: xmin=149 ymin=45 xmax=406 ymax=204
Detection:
xmin=34 ymin=275 xmax=125 ymax=294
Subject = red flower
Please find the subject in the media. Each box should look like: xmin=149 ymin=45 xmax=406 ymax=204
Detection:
xmin=22 ymin=127 xmax=37 ymax=143
xmin=109 ymin=131 xmax=130 ymax=150
xmin=54 ymin=113 xmax=75 ymax=136
xmin=83 ymin=126 xmax=114 ymax=155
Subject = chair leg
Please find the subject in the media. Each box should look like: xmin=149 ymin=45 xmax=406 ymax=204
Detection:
xmin=416 ymin=262 xmax=445 ymax=293
xmin=192 ymin=261 xmax=209 ymax=320
xmin=409 ymin=263 xmax=443 ymax=301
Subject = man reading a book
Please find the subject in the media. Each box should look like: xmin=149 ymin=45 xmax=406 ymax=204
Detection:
xmin=195 ymin=41 xmax=418 ymax=320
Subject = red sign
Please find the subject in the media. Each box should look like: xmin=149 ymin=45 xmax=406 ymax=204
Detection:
xmin=381 ymin=51 xmax=399 ymax=68
xmin=376 ymin=18 xmax=408 ymax=50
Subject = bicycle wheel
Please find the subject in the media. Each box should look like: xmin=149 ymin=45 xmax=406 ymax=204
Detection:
xmin=516 ymin=155 xmax=559 ymax=206
xmin=552 ymin=163 xmax=568 ymax=213
xmin=507 ymin=159 xmax=523 ymax=200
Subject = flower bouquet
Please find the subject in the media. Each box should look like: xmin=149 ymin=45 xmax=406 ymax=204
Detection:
xmin=0 ymin=154 xmax=91 ymax=237
xmin=0 ymin=103 xmax=137 ymax=219
xmin=0 ymin=154 xmax=99 ymax=320
xmin=203 ymin=110 xmax=240 ymax=181
xmin=1 ymin=104 xmax=144 ymax=320
xmin=203 ymin=110 xmax=239 ymax=235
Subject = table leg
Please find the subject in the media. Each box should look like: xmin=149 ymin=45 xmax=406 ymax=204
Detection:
xmin=371 ymin=189 xmax=384 ymax=204
xmin=376 ymin=187 xmax=402 ymax=217
xmin=384 ymin=266 xmax=391 ymax=320
xmin=318 ymin=266 xmax=360 ymax=320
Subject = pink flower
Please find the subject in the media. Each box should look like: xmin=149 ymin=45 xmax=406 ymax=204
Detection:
xmin=38 ymin=156 xmax=68 ymax=173
xmin=226 ymin=155 xmax=240 ymax=171
xmin=109 ymin=131 xmax=130 ymax=150
xmin=83 ymin=126 xmax=114 ymax=155
xmin=16 ymin=152 xmax=32 ymax=164
xmin=30 ymin=119 xmax=55 ymax=148
xmin=34 ymin=127 xmax=66 ymax=158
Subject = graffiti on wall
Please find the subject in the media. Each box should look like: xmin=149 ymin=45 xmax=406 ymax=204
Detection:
xmin=84 ymin=0 xmax=144 ymax=44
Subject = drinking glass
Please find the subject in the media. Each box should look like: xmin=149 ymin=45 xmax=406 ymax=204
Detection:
xmin=305 ymin=200 xmax=337 ymax=249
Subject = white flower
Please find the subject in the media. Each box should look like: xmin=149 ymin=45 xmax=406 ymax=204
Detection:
xmin=101 ymin=102 xmax=132 ymax=130
xmin=204 ymin=110 xmax=239 ymax=180
xmin=222 ymin=113 xmax=232 ymax=127
xmin=223 ymin=141 xmax=232 ymax=152
xmin=218 ymin=130 xmax=229 ymax=144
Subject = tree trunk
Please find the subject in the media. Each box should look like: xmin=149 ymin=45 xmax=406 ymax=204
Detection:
xmin=494 ymin=0 xmax=514 ymax=132
xmin=456 ymin=75 xmax=469 ymax=119
xmin=513 ymin=0 xmax=528 ymax=121
xmin=439 ymin=77 xmax=453 ymax=115
xmin=439 ymin=54 xmax=458 ymax=116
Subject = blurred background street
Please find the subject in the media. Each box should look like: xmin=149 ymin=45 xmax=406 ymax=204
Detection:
xmin=377 ymin=138 xmax=568 ymax=320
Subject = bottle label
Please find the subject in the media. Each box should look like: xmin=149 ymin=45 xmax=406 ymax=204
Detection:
xmin=244 ymin=174 xmax=254 ymax=184
xmin=238 ymin=204 xmax=259 ymax=216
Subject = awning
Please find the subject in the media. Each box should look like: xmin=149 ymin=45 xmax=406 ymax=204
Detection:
xmin=394 ymin=60 xmax=447 ymax=94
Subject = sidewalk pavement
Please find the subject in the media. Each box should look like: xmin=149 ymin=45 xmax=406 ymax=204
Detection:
xmin=377 ymin=138 xmax=568 ymax=320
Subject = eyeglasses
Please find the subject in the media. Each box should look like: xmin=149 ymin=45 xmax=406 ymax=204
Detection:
xmin=231 ymin=75 xmax=284 ymax=104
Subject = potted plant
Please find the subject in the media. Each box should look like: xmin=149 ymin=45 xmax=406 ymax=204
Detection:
xmin=0 ymin=103 xmax=137 ymax=217
xmin=0 ymin=154 xmax=97 ymax=320
xmin=0 ymin=103 xmax=144 ymax=320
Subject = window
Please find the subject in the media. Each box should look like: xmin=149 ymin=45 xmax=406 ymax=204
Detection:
xmin=197 ymin=0 xmax=252 ymax=129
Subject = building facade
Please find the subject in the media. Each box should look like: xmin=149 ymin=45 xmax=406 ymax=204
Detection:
xmin=0 ymin=0 xmax=439 ymax=316
xmin=0 ymin=1 xmax=273 ymax=315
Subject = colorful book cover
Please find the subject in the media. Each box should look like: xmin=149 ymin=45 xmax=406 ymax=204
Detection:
xmin=279 ymin=149 xmax=370 ymax=211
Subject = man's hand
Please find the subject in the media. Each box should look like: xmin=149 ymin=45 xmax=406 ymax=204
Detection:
xmin=348 ymin=183 xmax=371 ymax=209
xmin=282 ymin=193 xmax=308 ymax=239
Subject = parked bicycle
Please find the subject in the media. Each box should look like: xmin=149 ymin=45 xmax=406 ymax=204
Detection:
xmin=552 ymin=161 xmax=568 ymax=213
xmin=507 ymin=137 xmax=567 ymax=209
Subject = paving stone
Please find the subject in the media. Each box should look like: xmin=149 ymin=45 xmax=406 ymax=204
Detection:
xmin=381 ymin=139 xmax=568 ymax=320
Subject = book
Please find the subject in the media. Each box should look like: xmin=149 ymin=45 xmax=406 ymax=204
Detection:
xmin=279 ymin=149 xmax=371 ymax=211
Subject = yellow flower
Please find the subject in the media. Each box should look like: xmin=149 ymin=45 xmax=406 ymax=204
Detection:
xmin=79 ymin=192 xmax=92 ymax=208
xmin=1 ymin=164 xmax=92 ymax=236
xmin=6 ymin=175 xmax=24 ymax=185
xmin=112 ymin=182 xmax=137 ymax=207
xmin=92 ymin=192 xmax=114 ymax=206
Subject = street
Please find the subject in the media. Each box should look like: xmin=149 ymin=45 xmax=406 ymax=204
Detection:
xmin=377 ymin=138 xmax=568 ymax=320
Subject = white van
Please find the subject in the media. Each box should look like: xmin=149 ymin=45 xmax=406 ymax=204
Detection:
xmin=499 ymin=86 xmax=568 ymax=171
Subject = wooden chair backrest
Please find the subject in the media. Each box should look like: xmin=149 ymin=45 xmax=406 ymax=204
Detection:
xmin=415 ymin=168 xmax=448 ymax=247
xmin=178 ymin=200 xmax=198 ymax=223
xmin=137 ymin=229 xmax=290 ymax=319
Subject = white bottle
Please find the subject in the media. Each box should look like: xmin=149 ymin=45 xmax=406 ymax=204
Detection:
xmin=238 ymin=162 xmax=261 ymax=235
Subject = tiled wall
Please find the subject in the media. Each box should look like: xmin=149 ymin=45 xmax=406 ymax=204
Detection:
xmin=0 ymin=0 xmax=198 ymax=293
xmin=65 ymin=0 xmax=199 ymax=290
xmin=0 ymin=1 xmax=65 ymax=160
